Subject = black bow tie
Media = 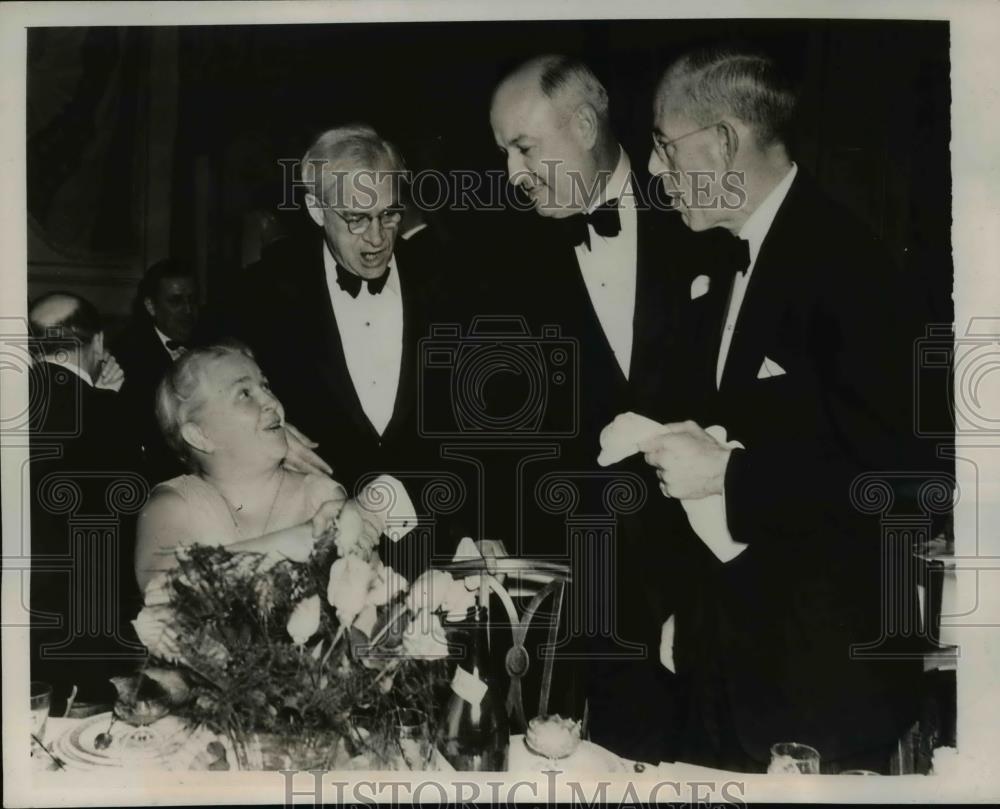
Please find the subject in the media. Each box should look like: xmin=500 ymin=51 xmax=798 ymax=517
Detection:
xmin=336 ymin=263 xmax=390 ymax=298
xmin=723 ymin=237 xmax=752 ymax=279
xmin=561 ymin=200 xmax=622 ymax=250
xmin=165 ymin=339 xmax=189 ymax=352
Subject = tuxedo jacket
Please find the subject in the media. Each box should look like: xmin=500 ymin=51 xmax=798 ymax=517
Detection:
xmin=464 ymin=165 xmax=734 ymax=762
xmin=473 ymin=166 xmax=728 ymax=613
xmin=28 ymin=363 xmax=146 ymax=711
xmin=671 ymin=171 xmax=935 ymax=765
xmin=233 ymin=233 xmax=467 ymax=579
xmin=113 ymin=321 xmax=184 ymax=484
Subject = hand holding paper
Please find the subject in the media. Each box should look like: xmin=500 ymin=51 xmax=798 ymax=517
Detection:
xmin=357 ymin=475 xmax=418 ymax=542
xmin=599 ymin=413 xmax=748 ymax=563
xmin=638 ymin=421 xmax=731 ymax=500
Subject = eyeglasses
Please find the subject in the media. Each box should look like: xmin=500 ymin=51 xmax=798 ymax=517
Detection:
xmin=651 ymin=122 xmax=722 ymax=167
xmin=331 ymin=206 xmax=404 ymax=235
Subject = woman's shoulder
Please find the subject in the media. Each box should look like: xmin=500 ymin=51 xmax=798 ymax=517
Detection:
xmin=150 ymin=474 xmax=209 ymax=502
xmin=286 ymin=471 xmax=347 ymax=507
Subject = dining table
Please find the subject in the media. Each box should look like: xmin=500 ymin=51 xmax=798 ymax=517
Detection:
xmin=33 ymin=712 xmax=742 ymax=781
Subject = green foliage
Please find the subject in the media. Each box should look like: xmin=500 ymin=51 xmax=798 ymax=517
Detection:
xmin=154 ymin=544 xmax=447 ymax=766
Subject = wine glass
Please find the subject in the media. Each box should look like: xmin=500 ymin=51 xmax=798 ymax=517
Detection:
xmin=397 ymin=709 xmax=433 ymax=770
xmin=29 ymin=681 xmax=52 ymax=755
xmin=767 ymin=742 xmax=821 ymax=774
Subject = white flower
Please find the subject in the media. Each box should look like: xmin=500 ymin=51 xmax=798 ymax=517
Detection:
xmin=286 ymin=594 xmax=321 ymax=646
xmin=333 ymin=501 xmax=363 ymax=556
xmin=327 ymin=555 xmax=373 ymax=625
xmin=142 ymin=572 xmax=172 ymax=607
xmin=132 ymin=605 xmax=183 ymax=663
xmin=407 ymin=569 xmax=453 ymax=615
xmin=442 ymin=578 xmax=476 ymax=622
xmin=354 ymin=604 xmax=379 ymax=637
xmin=402 ymin=611 xmax=449 ymax=659
xmin=358 ymin=475 xmax=418 ymax=542
xmin=366 ymin=563 xmax=408 ymax=608
xmin=407 ymin=569 xmax=475 ymax=621
xmin=334 ymin=501 xmax=380 ymax=559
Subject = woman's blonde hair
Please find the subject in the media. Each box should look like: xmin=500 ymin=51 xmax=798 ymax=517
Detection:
xmin=155 ymin=339 xmax=257 ymax=471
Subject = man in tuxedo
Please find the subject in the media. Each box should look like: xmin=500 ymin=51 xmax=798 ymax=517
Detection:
xmin=235 ymin=125 xmax=457 ymax=581
xmin=114 ymin=259 xmax=201 ymax=483
xmin=28 ymin=293 xmax=145 ymax=713
xmin=488 ymin=55 xmax=717 ymax=761
xmin=640 ymin=47 xmax=931 ymax=771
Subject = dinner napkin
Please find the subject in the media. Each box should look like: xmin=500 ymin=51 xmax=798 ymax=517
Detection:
xmin=358 ymin=474 xmax=418 ymax=542
xmin=598 ymin=413 xmax=749 ymax=563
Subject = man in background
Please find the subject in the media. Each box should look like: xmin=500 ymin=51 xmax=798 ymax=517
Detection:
xmin=28 ymin=293 xmax=145 ymax=714
xmin=114 ymin=259 xmax=201 ymax=483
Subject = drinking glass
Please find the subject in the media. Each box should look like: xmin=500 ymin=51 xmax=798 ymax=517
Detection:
xmin=841 ymin=769 xmax=880 ymax=775
xmin=30 ymin=682 xmax=52 ymax=755
xmin=397 ymin=709 xmax=433 ymax=770
xmin=767 ymin=742 xmax=821 ymax=774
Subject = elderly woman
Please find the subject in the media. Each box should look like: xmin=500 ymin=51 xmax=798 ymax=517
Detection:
xmin=135 ymin=340 xmax=361 ymax=594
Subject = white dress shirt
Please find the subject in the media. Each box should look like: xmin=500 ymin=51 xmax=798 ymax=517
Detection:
xmin=575 ymin=148 xmax=638 ymax=379
xmin=715 ymin=162 xmax=798 ymax=389
xmin=323 ymin=245 xmax=403 ymax=437
xmin=154 ymin=326 xmax=186 ymax=362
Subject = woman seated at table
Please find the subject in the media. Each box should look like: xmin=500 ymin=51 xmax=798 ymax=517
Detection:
xmin=135 ymin=340 xmax=351 ymax=594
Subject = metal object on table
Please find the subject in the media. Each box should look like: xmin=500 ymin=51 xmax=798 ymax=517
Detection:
xmin=439 ymin=556 xmax=571 ymax=732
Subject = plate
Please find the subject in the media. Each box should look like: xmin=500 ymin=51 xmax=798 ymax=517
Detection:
xmin=52 ymin=712 xmax=201 ymax=770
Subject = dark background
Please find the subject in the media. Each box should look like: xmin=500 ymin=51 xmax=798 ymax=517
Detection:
xmin=27 ymin=18 xmax=951 ymax=327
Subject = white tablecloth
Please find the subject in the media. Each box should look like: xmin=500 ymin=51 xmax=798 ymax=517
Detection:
xmin=38 ymin=717 xmax=742 ymax=780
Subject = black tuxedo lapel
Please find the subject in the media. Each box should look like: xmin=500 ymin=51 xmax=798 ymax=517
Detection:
xmin=630 ymin=185 xmax=678 ymax=391
xmin=299 ymin=244 xmax=382 ymax=442
xmin=717 ymin=178 xmax=803 ymax=395
xmin=380 ymin=257 xmax=419 ymax=443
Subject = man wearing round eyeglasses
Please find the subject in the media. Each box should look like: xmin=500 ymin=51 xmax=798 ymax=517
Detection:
xmin=639 ymin=47 xmax=932 ymax=772
xmin=232 ymin=125 xmax=455 ymax=574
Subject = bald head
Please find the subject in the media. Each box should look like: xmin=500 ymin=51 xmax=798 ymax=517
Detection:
xmin=493 ymin=55 xmax=611 ymax=135
xmin=29 ymin=292 xmax=104 ymax=374
xmin=490 ymin=55 xmax=618 ymax=217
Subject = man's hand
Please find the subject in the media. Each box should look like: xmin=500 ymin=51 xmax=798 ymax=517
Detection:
xmin=95 ymin=352 xmax=124 ymax=392
xmin=639 ymin=420 xmax=732 ymax=500
xmin=282 ymin=422 xmax=333 ymax=476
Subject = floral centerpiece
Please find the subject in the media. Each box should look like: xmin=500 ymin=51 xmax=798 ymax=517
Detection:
xmin=130 ymin=478 xmax=471 ymax=771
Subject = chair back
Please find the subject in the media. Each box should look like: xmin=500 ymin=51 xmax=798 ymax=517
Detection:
xmin=440 ymin=558 xmax=571 ymax=732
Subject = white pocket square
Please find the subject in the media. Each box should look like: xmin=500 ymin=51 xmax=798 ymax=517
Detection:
xmin=690 ymin=274 xmax=710 ymax=300
xmin=756 ymin=357 xmax=787 ymax=379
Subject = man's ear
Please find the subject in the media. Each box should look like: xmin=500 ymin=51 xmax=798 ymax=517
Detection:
xmin=180 ymin=421 xmax=214 ymax=456
xmin=143 ymin=297 xmax=156 ymax=319
xmin=305 ymin=193 xmax=326 ymax=228
xmin=571 ymin=103 xmax=600 ymax=150
xmin=714 ymin=121 xmax=740 ymax=169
